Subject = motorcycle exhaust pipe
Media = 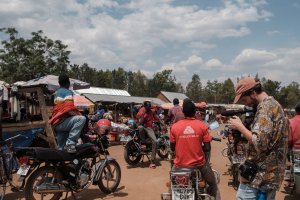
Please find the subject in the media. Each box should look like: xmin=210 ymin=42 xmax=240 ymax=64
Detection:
xmin=35 ymin=183 xmax=68 ymax=193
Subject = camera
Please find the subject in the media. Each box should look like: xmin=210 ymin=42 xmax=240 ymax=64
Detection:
xmin=239 ymin=159 xmax=258 ymax=182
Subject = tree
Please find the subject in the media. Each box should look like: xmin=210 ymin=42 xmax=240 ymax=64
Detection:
xmin=148 ymin=70 xmax=179 ymax=97
xmin=219 ymin=78 xmax=235 ymax=104
xmin=278 ymin=82 xmax=300 ymax=108
xmin=261 ymin=78 xmax=281 ymax=100
xmin=203 ymin=80 xmax=221 ymax=104
xmin=0 ymin=27 xmax=70 ymax=83
xmin=127 ymin=70 xmax=148 ymax=96
xmin=186 ymin=74 xmax=202 ymax=102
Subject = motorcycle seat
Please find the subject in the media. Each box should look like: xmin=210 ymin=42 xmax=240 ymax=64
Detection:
xmin=20 ymin=143 xmax=97 ymax=161
xmin=21 ymin=147 xmax=75 ymax=161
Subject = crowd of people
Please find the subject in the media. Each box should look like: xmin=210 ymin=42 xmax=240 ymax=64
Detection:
xmin=1 ymin=73 xmax=299 ymax=200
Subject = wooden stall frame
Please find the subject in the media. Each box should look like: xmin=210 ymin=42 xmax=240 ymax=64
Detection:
xmin=2 ymin=85 xmax=57 ymax=148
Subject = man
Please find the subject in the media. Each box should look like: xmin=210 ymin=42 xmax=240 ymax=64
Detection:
xmin=48 ymin=74 xmax=86 ymax=153
xmin=289 ymin=103 xmax=300 ymax=149
xmin=167 ymin=98 xmax=184 ymax=125
xmin=136 ymin=100 xmax=159 ymax=169
xmin=170 ymin=98 xmax=220 ymax=199
xmin=228 ymin=77 xmax=289 ymax=200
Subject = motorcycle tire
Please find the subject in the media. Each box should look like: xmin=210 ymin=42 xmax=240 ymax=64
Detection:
xmin=232 ymin=164 xmax=240 ymax=189
xmin=98 ymin=160 xmax=121 ymax=194
xmin=124 ymin=140 xmax=142 ymax=165
xmin=294 ymin=173 xmax=300 ymax=195
xmin=157 ymin=145 xmax=169 ymax=159
xmin=25 ymin=166 xmax=63 ymax=200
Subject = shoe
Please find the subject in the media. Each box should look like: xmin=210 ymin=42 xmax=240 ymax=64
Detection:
xmin=64 ymin=144 xmax=76 ymax=153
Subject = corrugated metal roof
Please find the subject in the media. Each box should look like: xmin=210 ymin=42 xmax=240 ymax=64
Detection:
xmin=75 ymin=87 xmax=130 ymax=96
xmin=160 ymin=91 xmax=188 ymax=102
xmin=83 ymin=93 xmax=165 ymax=105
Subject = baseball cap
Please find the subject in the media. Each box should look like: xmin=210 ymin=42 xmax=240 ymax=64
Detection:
xmin=233 ymin=77 xmax=260 ymax=103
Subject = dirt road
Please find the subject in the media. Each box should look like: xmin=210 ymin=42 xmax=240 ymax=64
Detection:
xmin=5 ymin=125 xmax=296 ymax=199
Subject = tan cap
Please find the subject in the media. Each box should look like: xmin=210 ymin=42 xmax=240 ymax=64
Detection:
xmin=233 ymin=77 xmax=260 ymax=103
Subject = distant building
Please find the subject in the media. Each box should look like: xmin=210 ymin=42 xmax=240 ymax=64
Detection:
xmin=157 ymin=91 xmax=189 ymax=103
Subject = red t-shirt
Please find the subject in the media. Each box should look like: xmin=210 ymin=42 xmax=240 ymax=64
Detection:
xmin=289 ymin=115 xmax=300 ymax=149
xmin=136 ymin=107 xmax=159 ymax=128
xmin=170 ymin=118 xmax=211 ymax=167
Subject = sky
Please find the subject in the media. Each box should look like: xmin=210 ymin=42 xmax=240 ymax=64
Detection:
xmin=0 ymin=0 xmax=300 ymax=87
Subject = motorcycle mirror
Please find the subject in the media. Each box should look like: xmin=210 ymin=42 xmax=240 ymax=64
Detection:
xmin=209 ymin=121 xmax=220 ymax=130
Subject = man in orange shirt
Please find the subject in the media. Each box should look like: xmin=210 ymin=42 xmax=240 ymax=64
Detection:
xmin=170 ymin=98 xmax=219 ymax=199
xmin=289 ymin=103 xmax=300 ymax=149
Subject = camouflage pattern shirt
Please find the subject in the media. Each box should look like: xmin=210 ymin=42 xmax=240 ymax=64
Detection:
xmin=242 ymin=96 xmax=289 ymax=191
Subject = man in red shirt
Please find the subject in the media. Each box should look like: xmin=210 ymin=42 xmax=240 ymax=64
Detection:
xmin=170 ymin=98 xmax=219 ymax=199
xmin=136 ymin=100 xmax=160 ymax=168
xmin=289 ymin=103 xmax=300 ymax=149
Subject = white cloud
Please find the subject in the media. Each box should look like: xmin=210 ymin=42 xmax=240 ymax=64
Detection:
xmin=267 ymin=30 xmax=280 ymax=36
xmin=233 ymin=49 xmax=277 ymax=66
xmin=1 ymin=0 xmax=299 ymax=87
xmin=206 ymin=59 xmax=222 ymax=68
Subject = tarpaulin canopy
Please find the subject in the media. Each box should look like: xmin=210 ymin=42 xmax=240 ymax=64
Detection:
xmin=195 ymin=102 xmax=207 ymax=108
xmin=74 ymin=95 xmax=94 ymax=107
xmin=73 ymin=95 xmax=94 ymax=112
xmin=22 ymin=75 xmax=90 ymax=92
xmin=160 ymin=100 xmax=183 ymax=110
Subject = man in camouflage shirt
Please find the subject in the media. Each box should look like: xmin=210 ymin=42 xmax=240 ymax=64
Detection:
xmin=228 ymin=77 xmax=289 ymax=200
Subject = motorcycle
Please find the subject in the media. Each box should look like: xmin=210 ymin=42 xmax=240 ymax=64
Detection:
xmin=218 ymin=108 xmax=254 ymax=189
xmin=218 ymin=125 xmax=246 ymax=189
xmin=291 ymin=149 xmax=300 ymax=195
xmin=123 ymin=121 xmax=170 ymax=166
xmin=161 ymin=121 xmax=221 ymax=200
xmin=21 ymin=132 xmax=121 ymax=200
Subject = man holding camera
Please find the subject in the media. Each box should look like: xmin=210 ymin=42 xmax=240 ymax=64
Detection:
xmin=228 ymin=77 xmax=289 ymax=200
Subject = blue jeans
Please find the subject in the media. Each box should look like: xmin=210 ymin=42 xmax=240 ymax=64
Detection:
xmin=236 ymin=183 xmax=276 ymax=200
xmin=54 ymin=115 xmax=86 ymax=150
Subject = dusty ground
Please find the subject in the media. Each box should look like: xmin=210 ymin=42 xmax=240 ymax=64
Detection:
xmin=4 ymin=125 xmax=297 ymax=199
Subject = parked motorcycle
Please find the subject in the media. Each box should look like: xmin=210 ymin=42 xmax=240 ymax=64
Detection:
xmin=22 ymin=131 xmax=121 ymax=200
xmin=161 ymin=121 xmax=221 ymax=200
xmin=123 ymin=121 xmax=170 ymax=166
xmin=219 ymin=125 xmax=246 ymax=189
xmin=291 ymin=149 xmax=300 ymax=195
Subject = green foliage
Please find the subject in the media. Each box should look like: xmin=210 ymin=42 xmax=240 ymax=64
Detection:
xmin=0 ymin=28 xmax=70 ymax=82
xmin=0 ymin=27 xmax=299 ymax=107
xmin=148 ymin=70 xmax=180 ymax=97
xmin=186 ymin=74 xmax=202 ymax=102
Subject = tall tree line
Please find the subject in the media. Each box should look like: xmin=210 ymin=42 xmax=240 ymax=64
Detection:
xmin=1 ymin=27 xmax=299 ymax=108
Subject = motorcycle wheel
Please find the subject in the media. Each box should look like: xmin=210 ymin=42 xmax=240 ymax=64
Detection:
xmin=157 ymin=145 xmax=168 ymax=159
xmin=124 ymin=140 xmax=142 ymax=165
xmin=98 ymin=160 xmax=121 ymax=194
xmin=221 ymin=147 xmax=229 ymax=157
xmin=25 ymin=166 xmax=63 ymax=200
xmin=294 ymin=173 xmax=300 ymax=195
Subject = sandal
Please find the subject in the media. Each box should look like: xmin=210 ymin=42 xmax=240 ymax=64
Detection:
xmin=149 ymin=163 xmax=156 ymax=169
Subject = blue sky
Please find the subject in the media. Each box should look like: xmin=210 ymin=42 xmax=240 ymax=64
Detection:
xmin=0 ymin=0 xmax=299 ymax=87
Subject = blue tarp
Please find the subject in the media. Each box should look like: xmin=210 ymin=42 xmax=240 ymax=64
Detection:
xmin=2 ymin=128 xmax=44 ymax=148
